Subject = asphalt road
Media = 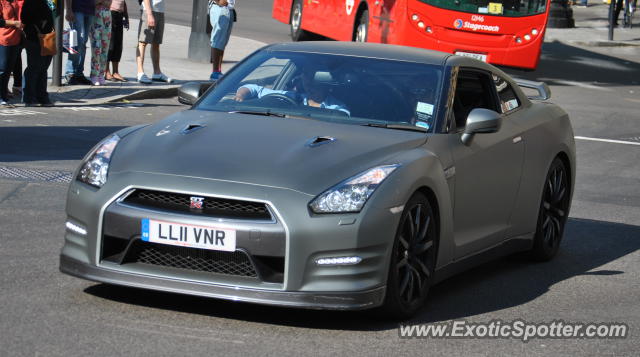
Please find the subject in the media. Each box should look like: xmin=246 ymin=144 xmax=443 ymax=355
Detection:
xmin=1 ymin=3 xmax=640 ymax=357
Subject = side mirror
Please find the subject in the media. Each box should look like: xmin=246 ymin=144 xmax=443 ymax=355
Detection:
xmin=177 ymin=81 xmax=216 ymax=106
xmin=461 ymin=108 xmax=502 ymax=146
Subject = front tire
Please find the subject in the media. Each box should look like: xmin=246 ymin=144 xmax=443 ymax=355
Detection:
xmin=290 ymin=0 xmax=311 ymax=41
xmin=529 ymin=157 xmax=571 ymax=261
xmin=379 ymin=192 xmax=437 ymax=319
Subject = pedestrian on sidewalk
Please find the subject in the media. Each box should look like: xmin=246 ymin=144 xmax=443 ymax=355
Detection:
xmin=208 ymin=0 xmax=235 ymax=80
xmin=10 ymin=45 xmax=23 ymax=98
xmin=21 ymin=0 xmax=55 ymax=106
xmin=64 ymin=0 xmax=95 ymax=85
xmin=0 ymin=0 xmax=24 ymax=107
xmin=136 ymin=0 xmax=172 ymax=84
xmin=105 ymin=0 xmax=128 ymax=82
xmin=89 ymin=0 xmax=111 ymax=85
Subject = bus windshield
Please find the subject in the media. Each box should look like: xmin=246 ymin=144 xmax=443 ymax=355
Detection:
xmin=418 ymin=0 xmax=547 ymax=17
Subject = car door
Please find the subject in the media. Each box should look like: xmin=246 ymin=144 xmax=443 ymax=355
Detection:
xmin=447 ymin=68 xmax=525 ymax=258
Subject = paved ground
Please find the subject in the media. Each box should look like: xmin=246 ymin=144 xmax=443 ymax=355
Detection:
xmin=0 ymin=3 xmax=638 ymax=356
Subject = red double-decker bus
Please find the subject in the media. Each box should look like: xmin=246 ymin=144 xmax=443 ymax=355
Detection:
xmin=272 ymin=0 xmax=549 ymax=70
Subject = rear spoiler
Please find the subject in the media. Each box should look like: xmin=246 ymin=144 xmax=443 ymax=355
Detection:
xmin=514 ymin=79 xmax=551 ymax=101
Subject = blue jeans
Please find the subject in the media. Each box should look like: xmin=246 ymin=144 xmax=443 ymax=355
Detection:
xmin=0 ymin=44 xmax=19 ymax=102
xmin=65 ymin=12 xmax=94 ymax=77
xmin=24 ymin=40 xmax=53 ymax=104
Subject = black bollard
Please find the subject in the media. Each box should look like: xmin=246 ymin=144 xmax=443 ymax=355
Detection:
xmin=51 ymin=0 xmax=64 ymax=86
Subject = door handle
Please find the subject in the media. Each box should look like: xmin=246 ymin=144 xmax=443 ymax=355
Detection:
xmin=513 ymin=136 xmax=522 ymax=144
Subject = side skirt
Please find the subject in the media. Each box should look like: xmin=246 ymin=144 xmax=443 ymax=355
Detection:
xmin=432 ymin=235 xmax=534 ymax=284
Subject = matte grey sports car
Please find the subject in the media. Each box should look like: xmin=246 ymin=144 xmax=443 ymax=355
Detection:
xmin=60 ymin=42 xmax=575 ymax=318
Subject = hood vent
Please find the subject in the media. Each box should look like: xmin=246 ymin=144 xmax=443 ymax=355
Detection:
xmin=306 ymin=136 xmax=336 ymax=147
xmin=181 ymin=124 xmax=206 ymax=134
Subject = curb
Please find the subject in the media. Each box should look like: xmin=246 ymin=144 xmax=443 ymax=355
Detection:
xmin=106 ymin=86 xmax=180 ymax=103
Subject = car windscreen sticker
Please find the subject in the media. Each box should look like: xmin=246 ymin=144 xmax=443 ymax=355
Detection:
xmin=504 ymin=99 xmax=519 ymax=111
xmin=415 ymin=120 xmax=430 ymax=130
xmin=416 ymin=102 xmax=434 ymax=122
xmin=416 ymin=102 xmax=433 ymax=115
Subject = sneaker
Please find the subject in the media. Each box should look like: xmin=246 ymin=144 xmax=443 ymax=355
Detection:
xmin=152 ymin=73 xmax=174 ymax=83
xmin=137 ymin=73 xmax=152 ymax=84
xmin=67 ymin=74 xmax=93 ymax=85
xmin=0 ymin=100 xmax=14 ymax=108
xmin=209 ymin=71 xmax=223 ymax=80
xmin=77 ymin=75 xmax=93 ymax=85
xmin=98 ymin=76 xmax=106 ymax=85
xmin=90 ymin=76 xmax=101 ymax=86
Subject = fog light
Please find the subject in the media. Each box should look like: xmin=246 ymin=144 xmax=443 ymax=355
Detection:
xmin=65 ymin=221 xmax=87 ymax=236
xmin=426 ymin=26 xmax=433 ymax=33
xmin=515 ymin=37 xmax=522 ymax=43
xmin=531 ymin=28 xmax=539 ymax=35
xmin=524 ymin=34 xmax=531 ymax=41
xmin=417 ymin=21 xmax=425 ymax=29
xmin=316 ymin=256 xmax=362 ymax=266
xmin=412 ymin=14 xmax=419 ymax=21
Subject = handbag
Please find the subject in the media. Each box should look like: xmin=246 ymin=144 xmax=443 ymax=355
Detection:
xmin=34 ymin=25 xmax=57 ymax=56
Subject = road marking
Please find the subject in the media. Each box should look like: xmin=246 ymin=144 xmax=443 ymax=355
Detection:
xmin=0 ymin=109 xmax=47 ymax=116
xmin=539 ymin=78 xmax=612 ymax=92
xmin=575 ymin=136 xmax=640 ymax=146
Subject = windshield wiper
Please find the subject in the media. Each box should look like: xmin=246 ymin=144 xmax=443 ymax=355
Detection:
xmin=229 ymin=110 xmax=315 ymax=121
xmin=228 ymin=110 xmax=287 ymax=118
xmin=361 ymin=123 xmax=428 ymax=133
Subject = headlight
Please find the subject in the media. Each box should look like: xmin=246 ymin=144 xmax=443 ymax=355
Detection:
xmin=309 ymin=164 xmax=400 ymax=213
xmin=77 ymin=134 xmax=120 ymax=188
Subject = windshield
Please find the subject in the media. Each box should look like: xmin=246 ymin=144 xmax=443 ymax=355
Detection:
xmin=196 ymin=51 xmax=443 ymax=132
xmin=418 ymin=0 xmax=547 ymax=17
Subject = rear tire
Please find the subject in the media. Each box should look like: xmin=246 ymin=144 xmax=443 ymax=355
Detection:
xmin=379 ymin=192 xmax=437 ymax=319
xmin=290 ymin=0 xmax=311 ymax=41
xmin=529 ymin=157 xmax=570 ymax=261
xmin=353 ymin=9 xmax=369 ymax=42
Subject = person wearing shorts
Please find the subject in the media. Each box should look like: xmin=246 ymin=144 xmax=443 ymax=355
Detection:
xmin=136 ymin=0 xmax=172 ymax=84
xmin=209 ymin=0 xmax=235 ymax=80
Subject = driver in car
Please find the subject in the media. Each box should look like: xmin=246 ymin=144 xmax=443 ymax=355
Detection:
xmin=232 ymin=66 xmax=350 ymax=116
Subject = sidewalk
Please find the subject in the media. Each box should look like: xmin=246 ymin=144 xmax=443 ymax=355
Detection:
xmin=545 ymin=3 xmax=640 ymax=46
xmin=39 ymin=20 xmax=267 ymax=106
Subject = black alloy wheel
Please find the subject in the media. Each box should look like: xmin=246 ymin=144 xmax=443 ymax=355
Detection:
xmin=530 ymin=157 xmax=571 ymax=261
xmin=380 ymin=192 xmax=437 ymax=319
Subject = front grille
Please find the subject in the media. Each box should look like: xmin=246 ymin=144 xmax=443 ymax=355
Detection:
xmin=122 ymin=189 xmax=272 ymax=220
xmin=124 ymin=240 xmax=258 ymax=278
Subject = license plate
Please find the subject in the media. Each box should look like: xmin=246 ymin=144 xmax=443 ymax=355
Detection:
xmin=455 ymin=51 xmax=488 ymax=62
xmin=141 ymin=218 xmax=236 ymax=252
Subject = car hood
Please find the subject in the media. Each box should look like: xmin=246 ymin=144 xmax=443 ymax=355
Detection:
xmin=110 ymin=110 xmax=427 ymax=195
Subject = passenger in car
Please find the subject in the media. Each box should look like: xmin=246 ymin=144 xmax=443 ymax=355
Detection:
xmin=233 ymin=66 xmax=350 ymax=116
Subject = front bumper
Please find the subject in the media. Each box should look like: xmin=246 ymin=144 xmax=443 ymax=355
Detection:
xmin=60 ymin=171 xmax=404 ymax=310
xmin=60 ymin=255 xmax=386 ymax=310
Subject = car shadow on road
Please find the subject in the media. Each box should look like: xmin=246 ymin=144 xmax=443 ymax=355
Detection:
xmin=502 ymin=40 xmax=640 ymax=87
xmin=84 ymin=217 xmax=640 ymax=331
xmin=0 ymin=126 xmax=126 ymax=162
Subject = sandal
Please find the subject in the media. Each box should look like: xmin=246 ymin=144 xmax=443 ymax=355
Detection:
xmin=112 ymin=73 xmax=128 ymax=82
